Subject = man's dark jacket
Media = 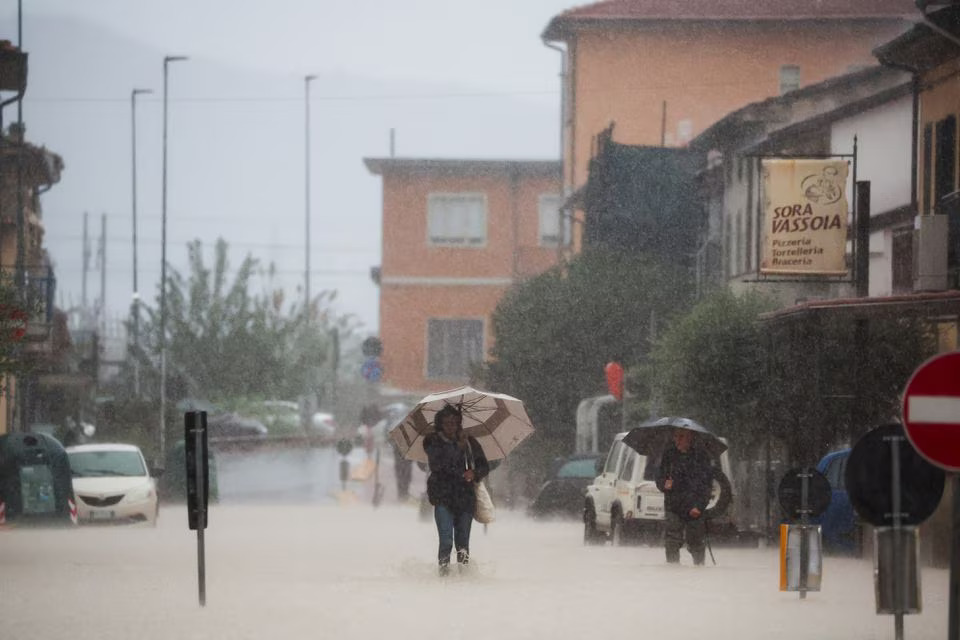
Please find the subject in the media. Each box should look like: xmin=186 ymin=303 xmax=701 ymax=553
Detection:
xmin=655 ymin=445 xmax=713 ymax=519
xmin=424 ymin=432 xmax=490 ymax=514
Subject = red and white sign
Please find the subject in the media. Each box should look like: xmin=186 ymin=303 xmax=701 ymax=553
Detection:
xmin=902 ymin=351 xmax=960 ymax=472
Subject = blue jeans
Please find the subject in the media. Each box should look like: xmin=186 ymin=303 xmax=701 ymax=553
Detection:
xmin=434 ymin=504 xmax=473 ymax=564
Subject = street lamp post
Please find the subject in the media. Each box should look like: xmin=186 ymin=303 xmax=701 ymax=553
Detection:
xmin=304 ymin=74 xmax=316 ymax=323
xmin=131 ymin=87 xmax=152 ymax=399
xmin=160 ymin=55 xmax=187 ymax=469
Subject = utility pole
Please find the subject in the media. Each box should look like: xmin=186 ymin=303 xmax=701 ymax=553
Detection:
xmin=131 ymin=88 xmax=151 ymax=397
xmin=82 ymin=212 xmax=90 ymax=320
xmin=160 ymin=55 xmax=187 ymax=470
xmin=99 ymin=213 xmax=107 ymax=343
xmin=304 ymin=74 xmax=316 ymax=322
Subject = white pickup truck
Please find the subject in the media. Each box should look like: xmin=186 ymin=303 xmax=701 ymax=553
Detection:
xmin=583 ymin=431 xmax=735 ymax=545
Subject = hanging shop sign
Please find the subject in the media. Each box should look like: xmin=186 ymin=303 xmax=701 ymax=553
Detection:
xmin=761 ymin=158 xmax=849 ymax=276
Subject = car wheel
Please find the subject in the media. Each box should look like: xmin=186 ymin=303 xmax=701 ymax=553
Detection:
xmin=583 ymin=504 xmax=603 ymax=546
xmin=611 ymin=512 xmax=624 ymax=546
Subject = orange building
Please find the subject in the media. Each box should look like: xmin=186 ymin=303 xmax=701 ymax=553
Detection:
xmin=364 ymin=158 xmax=562 ymax=396
xmin=541 ymin=0 xmax=915 ymax=249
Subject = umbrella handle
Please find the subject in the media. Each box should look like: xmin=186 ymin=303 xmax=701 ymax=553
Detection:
xmin=464 ymin=438 xmax=475 ymax=471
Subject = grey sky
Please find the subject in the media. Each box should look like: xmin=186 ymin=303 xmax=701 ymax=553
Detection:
xmin=0 ymin=0 xmax=573 ymax=333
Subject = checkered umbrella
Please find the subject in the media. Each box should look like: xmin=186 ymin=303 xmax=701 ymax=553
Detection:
xmin=388 ymin=386 xmax=535 ymax=463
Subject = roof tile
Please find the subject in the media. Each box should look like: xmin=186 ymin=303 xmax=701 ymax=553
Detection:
xmin=544 ymin=0 xmax=916 ymax=39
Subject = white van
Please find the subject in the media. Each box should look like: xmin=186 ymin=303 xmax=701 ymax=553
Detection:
xmin=583 ymin=431 xmax=733 ymax=545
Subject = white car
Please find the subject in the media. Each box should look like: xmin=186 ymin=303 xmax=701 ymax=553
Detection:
xmin=66 ymin=443 xmax=158 ymax=526
xmin=583 ymin=432 xmax=733 ymax=545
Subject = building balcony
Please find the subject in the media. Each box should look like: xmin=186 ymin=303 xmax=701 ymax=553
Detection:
xmin=0 ymin=265 xmax=55 ymax=345
xmin=0 ymin=44 xmax=27 ymax=93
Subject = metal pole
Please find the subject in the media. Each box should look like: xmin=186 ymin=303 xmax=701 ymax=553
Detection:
xmin=304 ymin=74 xmax=316 ymax=322
xmin=889 ymin=434 xmax=904 ymax=640
xmin=660 ymin=101 xmax=667 ymax=147
xmin=855 ymin=181 xmax=871 ymax=298
xmin=14 ymin=0 xmax=22 ymax=292
xmin=131 ymin=88 xmax=151 ymax=398
xmin=100 ymin=213 xmax=106 ymax=342
xmin=949 ymin=474 xmax=959 ymax=639
xmin=800 ymin=468 xmax=810 ymax=599
xmin=196 ymin=412 xmax=206 ymax=607
xmin=160 ymin=55 xmax=187 ymax=470
xmin=82 ymin=212 xmax=89 ymax=312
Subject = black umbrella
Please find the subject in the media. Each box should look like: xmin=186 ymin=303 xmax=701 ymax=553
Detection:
xmin=622 ymin=416 xmax=728 ymax=459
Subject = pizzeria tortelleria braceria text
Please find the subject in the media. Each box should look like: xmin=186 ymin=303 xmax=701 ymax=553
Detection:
xmin=761 ymin=158 xmax=849 ymax=276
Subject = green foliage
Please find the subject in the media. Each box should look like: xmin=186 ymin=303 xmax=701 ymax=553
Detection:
xmin=132 ymin=238 xmax=355 ymax=405
xmin=651 ymin=289 xmax=777 ymax=446
xmin=652 ymin=289 xmax=936 ymax=462
xmin=481 ymin=248 xmax=692 ymax=473
xmin=763 ymin=314 xmax=936 ymax=463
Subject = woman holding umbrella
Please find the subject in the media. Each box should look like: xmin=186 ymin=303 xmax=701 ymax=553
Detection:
xmin=423 ymin=404 xmax=489 ymax=575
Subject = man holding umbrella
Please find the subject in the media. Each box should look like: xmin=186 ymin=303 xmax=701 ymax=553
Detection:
xmin=655 ymin=427 xmax=714 ymax=565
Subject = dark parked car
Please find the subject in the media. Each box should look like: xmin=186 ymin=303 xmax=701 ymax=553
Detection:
xmin=812 ymin=448 xmax=861 ymax=555
xmin=206 ymin=413 xmax=268 ymax=439
xmin=527 ymin=453 xmax=603 ymax=520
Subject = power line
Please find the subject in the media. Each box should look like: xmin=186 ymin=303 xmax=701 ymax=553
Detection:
xmin=65 ymin=265 xmax=371 ymax=277
xmin=24 ymin=90 xmax=559 ymax=104
xmin=21 ymin=78 xmax=774 ymax=105
xmin=45 ymin=234 xmax=374 ymax=253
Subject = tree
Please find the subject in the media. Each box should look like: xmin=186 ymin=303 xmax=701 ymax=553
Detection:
xmin=481 ymin=248 xmax=691 ymax=475
xmin=651 ymin=289 xmax=937 ymax=465
xmin=131 ymin=238 xmax=347 ymax=404
xmin=649 ymin=289 xmax=777 ymax=447
xmin=762 ymin=313 xmax=935 ymax=464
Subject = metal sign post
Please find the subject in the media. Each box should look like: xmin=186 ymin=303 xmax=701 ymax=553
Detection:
xmin=799 ymin=468 xmax=810 ymax=600
xmin=777 ymin=468 xmax=828 ymax=596
xmin=185 ymin=411 xmax=209 ymax=607
xmin=900 ymin=353 xmax=960 ymax=639
xmin=950 ymin=474 xmax=959 ymax=639
xmin=847 ymin=423 xmax=945 ymax=636
xmin=887 ymin=433 xmax=905 ymax=640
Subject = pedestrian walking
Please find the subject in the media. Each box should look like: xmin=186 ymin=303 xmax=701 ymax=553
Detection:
xmin=423 ymin=404 xmax=489 ymax=575
xmin=655 ymin=427 xmax=714 ymax=565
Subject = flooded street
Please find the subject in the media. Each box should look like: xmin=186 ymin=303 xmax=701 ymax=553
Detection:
xmin=0 ymin=501 xmax=950 ymax=640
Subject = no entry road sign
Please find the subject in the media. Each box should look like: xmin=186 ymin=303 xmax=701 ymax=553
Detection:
xmin=902 ymin=351 xmax=960 ymax=472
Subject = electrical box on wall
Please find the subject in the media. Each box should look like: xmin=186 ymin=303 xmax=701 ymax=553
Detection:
xmin=913 ymin=214 xmax=948 ymax=291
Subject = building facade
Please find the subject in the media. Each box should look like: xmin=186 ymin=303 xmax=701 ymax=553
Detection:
xmin=689 ymin=65 xmax=914 ymax=305
xmin=0 ymin=123 xmax=70 ymax=434
xmin=364 ymin=158 xmax=563 ymax=397
xmin=541 ymin=0 xmax=915 ymax=251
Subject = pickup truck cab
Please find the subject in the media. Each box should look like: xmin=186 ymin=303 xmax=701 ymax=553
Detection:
xmin=583 ymin=431 xmax=733 ymax=545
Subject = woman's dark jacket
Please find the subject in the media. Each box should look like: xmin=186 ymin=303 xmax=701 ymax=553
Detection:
xmin=655 ymin=445 xmax=713 ymax=519
xmin=424 ymin=432 xmax=489 ymax=514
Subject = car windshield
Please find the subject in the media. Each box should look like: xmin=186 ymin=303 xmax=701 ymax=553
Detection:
xmin=555 ymin=458 xmax=599 ymax=478
xmin=68 ymin=451 xmax=146 ymax=477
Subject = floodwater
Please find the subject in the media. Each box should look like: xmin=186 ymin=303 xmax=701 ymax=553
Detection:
xmin=0 ymin=501 xmax=950 ymax=640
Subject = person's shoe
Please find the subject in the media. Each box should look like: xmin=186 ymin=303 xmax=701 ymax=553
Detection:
xmin=438 ymin=561 xmax=451 ymax=577
xmin=691 ymin=550 xmax=706 ymax=566
xmin=666 ymin=548 xmax=680 ymax=564
xmin=456 ymin=549 xmax=470 ymax=566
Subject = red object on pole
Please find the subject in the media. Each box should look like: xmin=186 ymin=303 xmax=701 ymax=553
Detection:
xmin=605 ymin=361 xmax=624 ymax=401
xmin=902 ymin=351 xmax=960 ymax=472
